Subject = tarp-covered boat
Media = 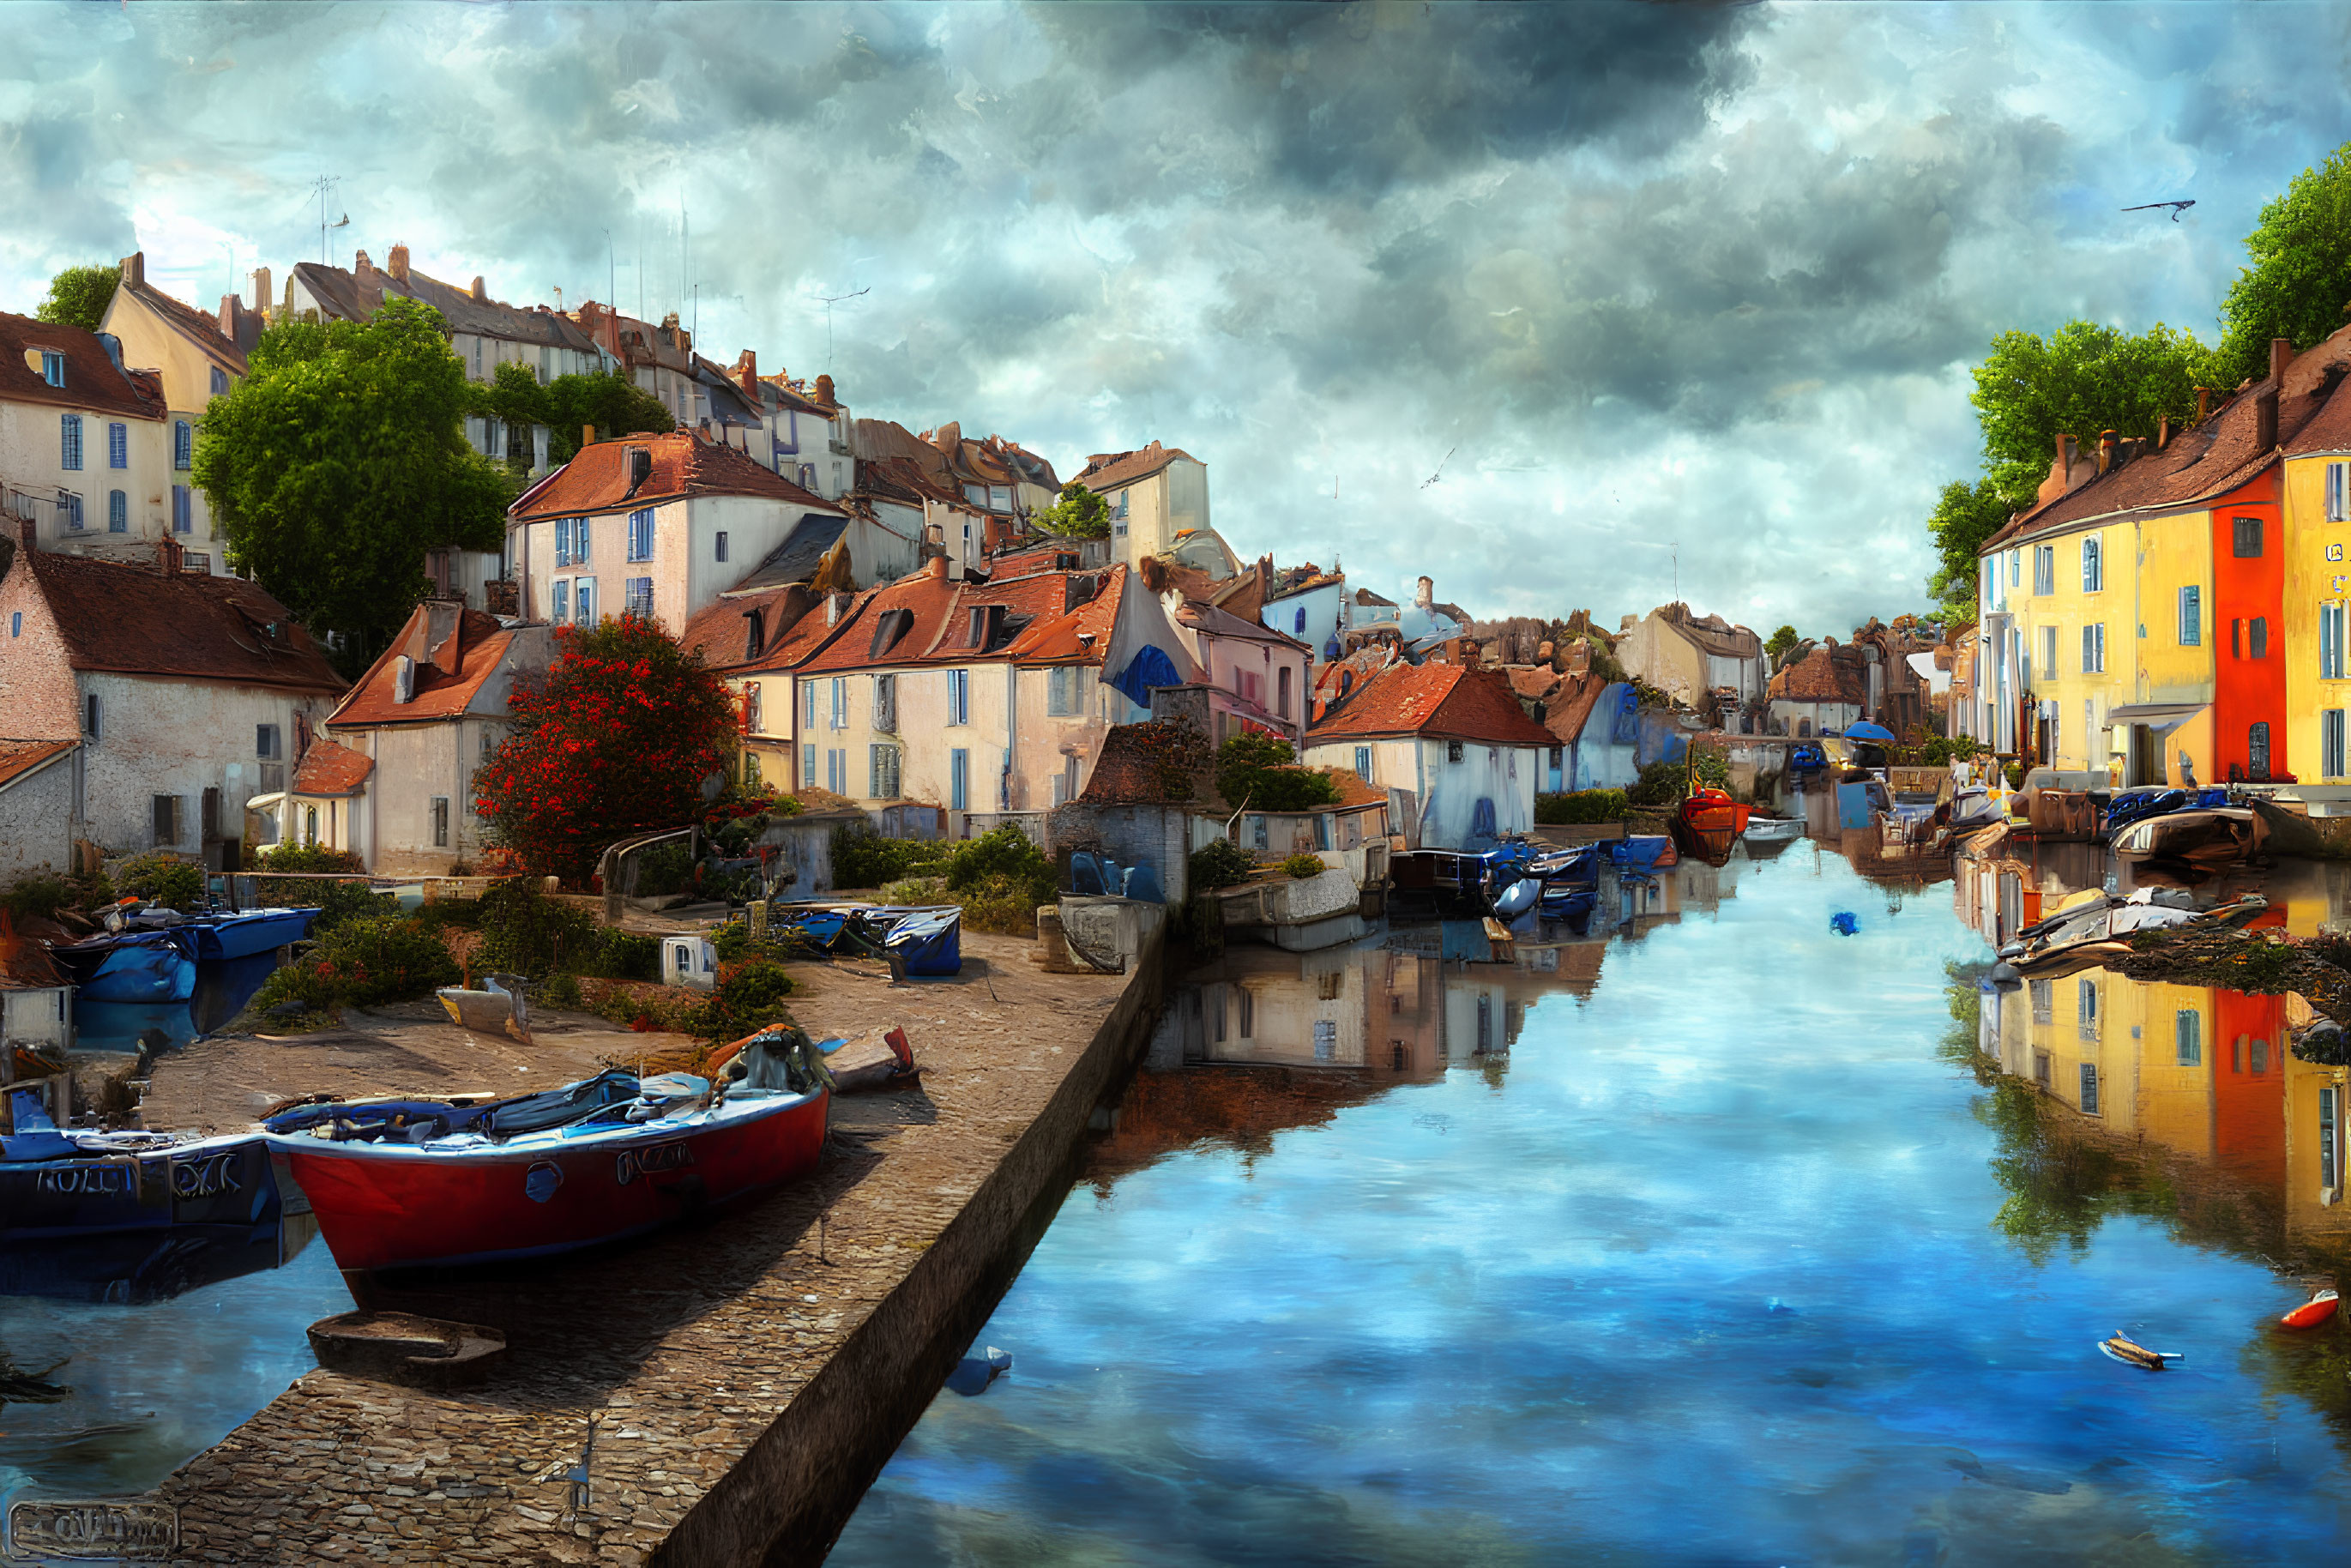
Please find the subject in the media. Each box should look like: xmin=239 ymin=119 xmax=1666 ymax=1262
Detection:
xmin=2112 ymin=806 xmax=2267 ymax=867
xmin=47 ymin=929 xmax=197 ymax=1003
xmin=1998 ymin=889 xmax=2270 ymax=979
xmin=1 ymin=1086 xmax=281 ymax=1254
xmin=180 ymin=906 xmax=321 ymax=962
xmin=264 ymin=1048 xmax=830 ymax=1279
xmin=878 ymin=907 xmax=962 ymax=976
xmin=2247 ymin=796 xmax=2351 ymax=860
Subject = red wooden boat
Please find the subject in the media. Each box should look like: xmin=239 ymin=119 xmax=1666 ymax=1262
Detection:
xmin=2280 ymin=1289 xmax=2339 ymax=1330
xmin=264 ymin=1065 xmax=828 ymax=1278
xmin=1671 ymin=787 xmax=1753 ymax=865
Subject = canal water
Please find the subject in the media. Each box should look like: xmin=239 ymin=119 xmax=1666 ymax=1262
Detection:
xmin=833 ymin=841 xmax=2351 ymax=1565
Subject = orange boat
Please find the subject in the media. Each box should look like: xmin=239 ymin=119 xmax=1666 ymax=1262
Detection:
xmin=1671 ymin=787 xmax=1753 ymax=865
xmin=2280 ymin=1289 xmax=2339 ymax=1330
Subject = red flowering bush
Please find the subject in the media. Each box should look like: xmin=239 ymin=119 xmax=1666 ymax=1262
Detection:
xmin=474 ymin=614 xmax=739 ymax=884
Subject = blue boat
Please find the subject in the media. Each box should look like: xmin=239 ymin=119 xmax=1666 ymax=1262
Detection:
xmin=178 ymin=906 xmax=321 ymax=961
xmin=776 ymin=908 xmax=850 ymax=949
xmin=51 ymin=929 xmax=198 ymax=1003
xmin=1607 ymin=836 xmax=1673 ymax=877
xmin=1492 ymin=877 xmax=1543 ymax=920
xmin=1 ymin=1087 xmax=281 ymax=1256
xmin=881 ymin=907 xmax=963 ymax=976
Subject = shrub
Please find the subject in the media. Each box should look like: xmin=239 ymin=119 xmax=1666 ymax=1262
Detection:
xmin=114 ymin=853 xmax=206 ymax=912
xmin=254 ymin=842 xmax=365 ymax=874
xmin=686 ymin=959 xmax=796 ymax=1041
xmin=267 ymin=877 xmax=397 ymax=936
xmin=946 ymin=825 xmax=1056 ymax=921
xmin=1535 ymin=789 xmax=1628 ymax=825
xmin=959 ymin=872 xmax=1043 ymax=936
xmin=472 ymin=876 xmax=639 ymax=978
xmin=249 ymin=915 xmax=459 ymax=1018
xmin=2004 ymin=762 xmax=2027 ymax=790
xmin=632 ymin=842 xmax=694 ymax=897
xmin=1282 ymin=853 xmax=1327 ymax=879
xmin=882 ymin=874 xmax=952 ymax=906
xmin=1188 ymin=838 xmax=1255 ymax=892
xmin=1625 ymin=759 xmax=1693 ymax=808
xmin=0 ymin=870 xmax=106 ymax=922
xmin=1215 ymin=733 xmax=1340 ymax=812
xmin=831 ymin=829 xmax=952 ymax=890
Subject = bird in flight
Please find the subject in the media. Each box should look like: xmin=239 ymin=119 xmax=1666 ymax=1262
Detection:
xmin=1422 ymin=445 xmax=1456 ymax=488
xmin=2122 ymin=200 xmax=2195 ymax=222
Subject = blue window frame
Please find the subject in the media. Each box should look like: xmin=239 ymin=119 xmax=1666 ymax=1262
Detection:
xmin=107 ymin=490 xmax=127 ymax=532
xmin=552 ymin=580 xmax=570 ymax=623
xmin=950 ymin=747 xmax=969 ymax=811
xmin=107 ymin=422 xmax=127 ymax=469
xmin=172 ymin=419 xmax=191 ymax=470
xmin=627 ymin=509 xmax=654 ymax=562
xmin=9 ymin=612 xmax=19 ymax=638
xmin=1355 ymin=746 xmax=1371 ymax=781
xmin=2176 ymin=1008 xmax=2202 ymax=1066
xmin=39 ymin=351 xmax=63 ymax=388
xmin=2179 ymin=584 xmax=2201 ymax=646
xmin=172 ymin=485 xmax=191 ymax=533
xmin=209 ymin=365 xmax=228 ymax=396
xmin=59 ymin=414 xmax=82 ymax=471
xmin=624 ymin=576 xmax=654 ymax=619
xmin=63 ymin=494 xmax=82 ymax=530
xmin=802 ymin=738 xmax=817 ymax=788
xmin=946 ymin=668 xmax=969 ymax=726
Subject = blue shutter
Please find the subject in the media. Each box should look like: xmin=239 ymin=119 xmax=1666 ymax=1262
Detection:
xmin=59 ymin=414 xmax=81 ymax=470
xmin=108 ymin=491 xmax=126 ymax=532
xmin=108 ymin=422 xmax=126 ymax=468
xmin=173 ymin=420 xmax=191 ymax=469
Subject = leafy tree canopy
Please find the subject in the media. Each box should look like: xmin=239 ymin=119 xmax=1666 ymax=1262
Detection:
xmin=1214 ymin=731 xmax=1340 ymax=812
xmin=192 ymin=296 xmax=508 ymax=666
xmin=1924 ymin=479 xmax=2013 ymax=623
xmin=461 ymin=364 xmax=677 ymax=472
xmin=36 ymin=265 xmax=120 ymax=334
xmin=473 ymin=614 xmax=739 ymax=884
xmin=1969 ymin=321 xmax=2216 ymax=505
xmin=1036 ymin=481 xmax=1112 ymax=539
xmin=2215 ymin=140 xmax=2351 ymax=388
xmin=1764 ymin=624 xmax=1801 ymax=663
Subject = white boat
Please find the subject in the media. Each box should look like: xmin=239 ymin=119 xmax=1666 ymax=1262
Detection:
xmin=436 ymin=973 xmax=532 ymax=1043
xmin=1743 ymin=817 xmax=1804 ymax=842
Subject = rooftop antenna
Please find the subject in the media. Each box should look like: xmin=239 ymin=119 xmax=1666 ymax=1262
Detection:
xmin=605 ymin=228 xmax=614 ymax=313
xmin=309 ymin=175 xmax=345 ymax=264
xmin=813 ymin=286 xmax=870 ymax=374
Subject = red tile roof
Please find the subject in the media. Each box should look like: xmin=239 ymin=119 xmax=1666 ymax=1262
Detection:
xmin=1073 ymin=441 xmax=1197 ymax=494
xmin=0 ymin=311 xmax=170 ymax=421
xmin=681 ymin=583 xmax=818 ymax=673
xmin=330 ymin=604 xmax=535 ymax=727
xmin=1540 ymin=672 xmax=1613 ymax=745
xmin=746 ymin=564 xmax=1133 ymax=676
xmin=25 ymin=552 xmax=343 ymax=694
xmin=291 ymin=737 xmax=373 ymax=796
xmin=1318 ymin=767 xmax=1389 ymax=811
xmin=1767 ymin=645 xmax=1867 ymax=705
xmin=0 ymin=739 xmax=76 ymax=792
xmin=1308 ymin=661 xmax=1555 ymax=746
xmin=511 ymin=431 xmax=835 ymax=522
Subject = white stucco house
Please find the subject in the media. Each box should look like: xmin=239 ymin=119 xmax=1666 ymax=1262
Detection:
xmin=1304 ymin=660 xmax=1554 ymax=851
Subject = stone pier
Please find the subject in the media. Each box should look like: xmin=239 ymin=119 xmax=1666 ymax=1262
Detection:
xmin=148 ymin=928 xmax=1166 ymax=1566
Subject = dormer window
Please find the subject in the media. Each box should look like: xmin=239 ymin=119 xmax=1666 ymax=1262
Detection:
xmin=39 ymin=351 xmax=63 ymax=388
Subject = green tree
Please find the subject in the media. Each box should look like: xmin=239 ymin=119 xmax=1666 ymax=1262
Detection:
xmin=2215 ymin=140 xmax=2351 ymax=388
xmin=1764 ymin=624 xmax=1801 ymax=664
xmin=1969 ymin=321 xmax=2217 ymax=504
xmin=35 ymin=265 xmax=120 ymax=333
xmin=541 ymin=371 xmax=676 ymax=467
xmin=192 ymin=297 xmax=508 ymax=670
xmin=1214 ymin=732 xmax=1340 ymax=811
xmin=1923 ymin=479 xmax=2013 ymax=622
xmin=1036 ymin=481 xmax=1112 ymax=539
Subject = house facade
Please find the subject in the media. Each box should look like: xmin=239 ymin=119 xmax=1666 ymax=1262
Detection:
xmin=1178 ymin=598 xmax=1311 ymax=745
xmin=0 ymin=311 xmax=177 ymax=565
xmin=1303 ymin=660 xmax=1553 ymax=850
xmin=1617 ymin=602 xmax=1767 ymax=721
xmin=0 ymin=537 xmax=344 ymax=868
xmin=1070 ymin=442 xmax=1209 ymax=572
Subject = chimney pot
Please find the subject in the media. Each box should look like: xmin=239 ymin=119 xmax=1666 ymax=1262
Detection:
xmin=2195 ymin=386 xmax=2211 ymax=424
xmin=925 ymin=554 xmax=949 ymax=581
xmin=2272 ymin=336 xmax=2295 ymax=384
xmin=354 ymin=249 xmax=372 ymax=276
xmin=2098 ymin=429 xmax=2118 ymax=474
xmin=2257 ymin=384 xmax=2281 ymax=452
xmin=388 ymin=244 xmax=409 ymax=283
xmin=813 ymin=373 xmax=835 ymax=407
xmin=471 ymin=276 xmax=486 ymax=302
xmin=119 ymin=252 xmax=142 ymax=289
xmin=582 ymin=424 xmax=595 ymax=449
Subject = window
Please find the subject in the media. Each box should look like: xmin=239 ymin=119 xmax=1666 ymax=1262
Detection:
xmin=2252 ymin=1035 xmax=2269 ymax=1075
xmin=2080 ymin=1063 xmax=2101 ymax=1115
xmin=746 ymin=683 xmax=763 ymax=733
xmin=1447 ymin=739 xmax=1464 ymax=763
xmin=107 ymin=491 xmax=127 ymax=533
xmin=39 ymin=350 xmax=63 ymax=388
xmin=799 ymin=463 xmax=817 ymax=492
xmin=572 ymin=517 xmax=590 ymax=564
xmin=1047 ymin=666 xmax=1085 ymax=716
xmin=714 ymin=530 xmax=728 ymax=563
xmin=2077 ymin=978 xmax=2099 ymax=1040
xmin=804 ymin=680 xmax=818 ymax=732
xmin=743 ymin=751 xmax=762 ymax=789
xmin=2332 ymin=462 xmax=2351 ymax=522
xmin=829 ymin=677 xmax=847 ymax=729
xmin=172 ymin=419 xmax=191 ymax=470
xmin=826 ymin=747 xmax=846 ymax=794
xmin=624 ymin=576 xmax=654 ymax=618
xmin=83 ymin=694 xmax=99 ymax=739
xmin=304 ymin=805 xmax=319 ymax=845
xmin=2038 ymin=625 xmax=2057 ymax=679
xmin=628 ymin=509 xmax=654 ymax=561
xmin=172 ymin=485 xmax=191 ymax=534
xmin=1277 ymin=665 xmax=1293 ymax=719
xmin=2325 ymin=604 xmax=2348 ymax=678
xmin=2176 ymin=1008 xmax=2202 ymax=1066
xmin=552 ymin=580 xmax=571 ymax=624
xmin=2034 ymin=1050 xmax=2052 ymax=1087
xmin=2081 ymin=534 xmax=2102 ymax=592
xmin=873 ymin=673 xmax=896 ymax=733
xmin=2326 ymin=709 xmax=2346 ymax=779
xmin=210 ymin=365 xmax=229 ymax=396
xmin=431 ymin=797 xmax=450 ymax=847
xmin=2324 ymin=1086 xmax=2342 ymax=1191
xmin=951 ymin=747 xmax=969 ymax=811
xmin=2081 ymin=623 xmax=2105 ymax=673
xmin=2249 ymin=617 xmax=2269 ymax=660
xmin=1239 ymin=986 xmax=1254 ymax=1039
xmin=151 ymin=794 xmax=182 ymax=847
xmin=2233 ymin=515 xmax=2264 ymax=557
xmin=1313 ymin=1019 xmax=1337 ymax=1061
xmin=2029 ymin=978 xmax=2053 ymax=1024
xmin=59 ymin=414 xmax=81 ymax=471
xmin=107 ymin=422 xmax=126 ymax=469
xmin=574 ymin=577 xmax=595 ymax=624
xmin=472 ymin=337 xmax=483 ymax=376
xmin=870 ymin=745 xmax=901 ymax=799
xmin=2033 ymin=545 xmax=2054 ymax=595
xmin=2167 ymin=582 xmax=2196 ymax=647
xmin=257 ymin=723 xmax=284 ymax=793
xmin=60 ymin=492 xmax=82 ymax=531
xmin=947 ymin=668 xmax=970 ymax=726
xmin=1356 ymin=745 xmax=1372 ymax=781
xmin=803 ymin=739 xmax=817 ymax=788
xmin=1293 ymin=605 xmax=1307 ymax=636
xmin=554 ymin=519 xmax=572 ymax=568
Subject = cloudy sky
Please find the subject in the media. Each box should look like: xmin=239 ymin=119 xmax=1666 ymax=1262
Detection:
xmin=6 ymin=2 xmax=2349 ymax=636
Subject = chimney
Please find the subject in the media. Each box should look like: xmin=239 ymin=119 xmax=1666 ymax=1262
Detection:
xmin=250 ymin=267 xmax=272 ymax=317
xmin=2157 ymin=413 xmax=2170 ymax=450
xmin=552 ymin=286 xmax=563 ymax=315
xmin=582 ymin=424 xmax=595 ymax=449
xmin=1415 ymin=576 xmax=1434 ymax=611
xmin=119 ymin=251 xmax=142 ymax=289
xmin=813 ymin=374 xmax=835 ymax=407
xmin=925 ymin=553 xmax=949 ymax=581
xmin=471 ymin=276 xmax=487 ymax=303
xmin=734 ymin=349 xmax=757 ymax=398
xmin=156 ymin=535 xmax=183 ymax=575
xmin=2098 ymin=430 xmax=2118 ymax=474
xmin=2195 ymin=386 xmax=2211 ymax=424
xmin=2271 ymin=336 xmax=2295 ymax=385
xmin=353 ymin=249 xmax=373 ymax=279
xmin=388 ymin=244 xmax=409 ymax=283
xmin=2257 ymin=383 xmax=2280 ymax=452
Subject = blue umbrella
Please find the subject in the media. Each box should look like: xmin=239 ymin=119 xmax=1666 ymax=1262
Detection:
xmin=1844 ymin=721 xmax=1898 ymax=743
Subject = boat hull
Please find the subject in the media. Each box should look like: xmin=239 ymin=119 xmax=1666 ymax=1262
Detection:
xmin=2248 ymin=797 xmax=2351 ymax=860
xmin=185 ymin=908 xmax=320 ymax=961
xmin=273 ymin=1089 xmax=829 ymax=1276
xmin=2281 ymin=1290 xmax=2340 ymax=1330
xmin=0 ymin=1137 xmax=280 ymax=1245
xmin=59 ymin=932 xmax=197 ymax=1003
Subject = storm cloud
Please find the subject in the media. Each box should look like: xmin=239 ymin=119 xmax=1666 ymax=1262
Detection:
xmin=5 ymin=2 xmax=2350 ymax=634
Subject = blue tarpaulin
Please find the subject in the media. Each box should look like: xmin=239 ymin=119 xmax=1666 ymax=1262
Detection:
xmin=1111 ymin=644 xmax=1184 ymax=709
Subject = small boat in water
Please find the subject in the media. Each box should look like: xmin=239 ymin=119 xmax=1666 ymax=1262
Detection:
xmin=2099 ymin=1331 xmax=2182 ymax=1370
xmin=2280 ymin=1288 xmax=2340 ymax=1330
xmin=436 ymin=973 xmax=532 ymax=1042
xmin=264 ymin=1045 xmax=831 ymax=1279
xmin=2246 ymin=796 xmax=2351 ymax=860
xmin=1998 ymin=890 xmax=2270 ymax=979
xmin=2113 ymin=806 xmax=2267 ymax=867
xmin=1743 ymin=816 xmax=1803 ymax=842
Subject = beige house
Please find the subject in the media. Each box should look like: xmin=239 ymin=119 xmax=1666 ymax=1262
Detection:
xmin=0 ymin=311 xmax=176 ymax=564
xmin=1070 ymin=442 xmax=1213 ymax=573
xmin=1616 ymin=602 xmax=1767 ymax=716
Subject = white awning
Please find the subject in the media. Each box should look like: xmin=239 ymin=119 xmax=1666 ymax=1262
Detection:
xmin=2106 ymin=703 xmax=2206 ymax=728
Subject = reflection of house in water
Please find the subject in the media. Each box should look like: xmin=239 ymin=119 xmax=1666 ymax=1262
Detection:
xmin=1965 ymin=845 xmax=2351 ymax=1251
